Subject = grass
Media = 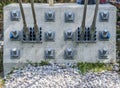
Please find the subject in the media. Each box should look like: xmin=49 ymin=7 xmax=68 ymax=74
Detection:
xmin=7 ymin=60 xmax=50 ymax=75
xmin=26 ymin=60 xmax=113 ymax=74
xmin=26 ymin=60 xmax=50 ymax=67
xmin=38 ymin=61 xmax=50 ymax=66
xmin=77 ymin=62 xmax=113 ymax=74
xmin=7 ymin=67 xmax=18 ymax=75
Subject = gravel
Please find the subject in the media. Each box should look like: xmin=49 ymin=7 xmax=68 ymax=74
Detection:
xmin=3 ymin=64 xmax=120 ymax=88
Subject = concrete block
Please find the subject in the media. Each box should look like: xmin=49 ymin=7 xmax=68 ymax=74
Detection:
xmin=3 ymin=3 xmax=116 ymax=75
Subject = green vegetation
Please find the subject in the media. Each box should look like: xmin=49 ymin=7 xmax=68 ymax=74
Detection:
xmin=117 ymin=30 xmax=120 ymax=34
xmin=7 ymin=67 xmax=19 ymax=75
xmin=33 ymin=61 xmax=50 ymax=66
xmin=77 ymin=62 xmax=112 ymax=74
xmin=38 ymin=61 xmax=50 ymax=66
xmin=117 ymin=35 xmax=120 ymax=39
xmin=117 ymin=9 xmax=120 ymax=22
xmin=7 ymin=60 xmax=50 ymax=75
xmin=26 ymin=60 xmax=34 ymax=65
xmin=117 ymin=30 xmax=120 ymax=39
xmin=26 ymin=60 xmax=50 ymax=66
xmin=11 ymin=60 xmax=112 ymax=75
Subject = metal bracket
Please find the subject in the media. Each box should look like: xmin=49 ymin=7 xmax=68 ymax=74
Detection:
xmin=99 ymin=11 xmax=109 ymax=21
xmin=99 ymin=48 xmax=108 ymax=59
xmin=45 ymin=31 xmax=55 ymax=41
xmin=65 ymin=12 xmax=75 ymax=22
xmin=9 ymin=30 xmax=20 ymax=41
xmin=99 ymin=30 xmax=110 ymax=41
xmin=45 ymin=11 xmax=55 ymax=22
xmin=45 ymin=48 xmax=55 ymax=59
xmin=10 ymin=10 xmax=21 ymax=21
xmin=64 ymin=48 xmax=74 ymax=59
xmin=10 ymin=48 xmax=20 ymax=59
xmin=64 ymin=29 xmax=74 ymax=40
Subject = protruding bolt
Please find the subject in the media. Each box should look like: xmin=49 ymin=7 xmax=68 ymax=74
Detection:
xmin=13 ymin=31 xmax=17 ymax=35
xmin=103 ymin=13 xmax=107 ymax=17
xmin=48 ymin=31 xmax=52 ymax=37
xmin=102 ymin=30 xmax=108 ymax=38
xmin=68 ymin=13 xmax=72 ymax=18
xmin=11 ymin=48 xmax=20 ymax=58
xmin=67 ymin=30 xmax=72 ymax=36
xmin=67 ymin=48 xmax=72 ymax=56
xmin=12 ymin=48 xmax=17 ymax=52
xmin=102 ymin=12 xmax=108 ymax=18
xmin=12 ymin=31 xmax=19 ymax=38
xmin=13 ymin=12 xmax=17 ymax=17
xmin=103 ymin=48 xmax=107 ymax=55
xmin=12 ymin=48 xmax=17 ymax=55
xmin=100 ymin=11 xmax=109 ymax=21
xmin=47 ymin=49 xmax=52 ymax=55
xmin=48 ymin=12 xmax=52 ymax=17
xmin=103 ymin=30 xmax=107 ymax=34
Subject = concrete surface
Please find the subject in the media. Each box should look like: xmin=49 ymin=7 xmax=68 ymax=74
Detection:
xmin=3 ymin=3 xmax=116 ymax=75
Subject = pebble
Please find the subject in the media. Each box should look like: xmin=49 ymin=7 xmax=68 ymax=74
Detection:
xmin=113 ymin=63 xmax=120 ymax=71
xmin=3 ymin=64 xmax=120 ymax=88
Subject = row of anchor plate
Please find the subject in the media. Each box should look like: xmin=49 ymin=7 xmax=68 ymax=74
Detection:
xmin=11 ymin=10 xmax=109 ymax=22
xmin=9 ymin=27 xmax=110 ymax=43
xmin=10 ymin=47 xmax=109 ymax=59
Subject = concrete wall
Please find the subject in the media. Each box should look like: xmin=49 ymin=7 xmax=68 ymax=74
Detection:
xmin=4 ymin=3 xmax=116 ymax=75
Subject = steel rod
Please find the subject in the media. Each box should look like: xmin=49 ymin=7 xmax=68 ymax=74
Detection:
xmin=18 ymin=0 xmax=29 ymax=36
xmin=81 ymin=0 xmax=88 ymax=30
xmin=91 ymin=0 xmax=100 ymax=32
xmin=31 ymin=0 xmax=38 ymax=33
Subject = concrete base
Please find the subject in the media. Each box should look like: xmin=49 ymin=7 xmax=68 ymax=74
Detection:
xmin=4 ymin=3 xmax=116 ymax=75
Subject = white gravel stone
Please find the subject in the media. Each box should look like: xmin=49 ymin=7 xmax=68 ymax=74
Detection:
xmin=113 ymin=63 xmax=120 ymax=71
xmin=3 ymin=64 xmax=120 ymax=88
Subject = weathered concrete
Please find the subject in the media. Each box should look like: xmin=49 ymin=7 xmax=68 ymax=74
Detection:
xmin=4 ymin=3 xmax=116 ymax=75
